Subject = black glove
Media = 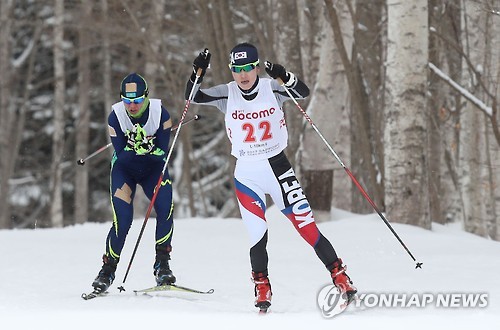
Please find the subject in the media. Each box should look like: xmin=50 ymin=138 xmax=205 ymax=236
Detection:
xmin=264 ymin=61 xmax=296 ymax=87
xmin=192 ymin=48 xmax=211 ymax=81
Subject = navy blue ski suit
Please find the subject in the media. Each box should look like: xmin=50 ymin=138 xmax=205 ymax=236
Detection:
xmin=104 ymin=100 xmax=174 ymax=260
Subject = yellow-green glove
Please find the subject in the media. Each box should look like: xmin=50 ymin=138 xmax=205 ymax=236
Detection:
xmin=125 ymin=124 xmax=155 ymax=155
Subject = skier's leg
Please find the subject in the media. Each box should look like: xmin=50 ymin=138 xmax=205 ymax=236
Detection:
xmin=141 ymin=170 xmax=174 ymax=249
xmin=106 ymin=160 xmax=136 ymax=260
xmin=266 ymin=152 xmax=338 ymax=264
xmin=142 ymin=165 xmax=175 ymax=285
xmin=267 ymin=152 xmax=356 ymax=298
xmin=92 ymin=160 xmax=136 ymax=291
xmin=234 ymin=176 xmax=268 ymax=272
xmin=234 ymin=160 xmax=272 ymax=309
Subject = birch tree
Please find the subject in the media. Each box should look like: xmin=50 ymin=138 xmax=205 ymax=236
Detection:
xmin=384 ymin=0 xmax=430 ymax=228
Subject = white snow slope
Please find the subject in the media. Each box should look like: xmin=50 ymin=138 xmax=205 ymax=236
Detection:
xmin=1 ymin=206 xmax=498 ymax=330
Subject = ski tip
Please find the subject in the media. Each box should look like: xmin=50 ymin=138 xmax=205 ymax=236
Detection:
xmin=81 ymin=290 xmax=104 ymax=300
xmin=256 ymin=301 xmax=271 ymax=315
xmin=258 ymin=307 xmax=270 ymax=315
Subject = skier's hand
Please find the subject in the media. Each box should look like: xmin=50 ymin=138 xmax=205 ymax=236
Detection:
xmin=125 ymin=126 xmax=138 ymax=150
xmin=192 ymin=48 xmax=211 ymax=80
xmin=264 ymin=61 xmax=296 ymax=87
xmin=125 ymin=124 xmax=155 ymax=155
xmin=134 ymin=137 xmax=155 ymax=155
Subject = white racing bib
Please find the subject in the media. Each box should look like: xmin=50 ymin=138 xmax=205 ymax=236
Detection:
xmin=225 ymin=79 xmax=288 ymax=160
xmin=112 ymin=98 xmax=162 ymax=136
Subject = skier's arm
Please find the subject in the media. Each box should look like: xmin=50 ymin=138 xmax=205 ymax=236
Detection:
xmin=143 ymin=106 xmax=172 ymax=162
xmin=108 ymin=112 xmax=126 ymax=154
xmin=265 ymin=61 xmax=310 ymax=106
xmin=270 ymin=78 xmax=309 ymax=107
xmin=108 ymin=111 xmax=135 ymax=162
xmin=185 ymin=48 xmax=229 ymax=113
xmin=185 ymin=79 xmax=229 ymax=112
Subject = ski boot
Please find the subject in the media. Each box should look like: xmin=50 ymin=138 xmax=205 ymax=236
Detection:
xmin=92 ymin=254 xmax=118 ymax=293
xmin=154 ymin=245 xmax=176 ymax=286
xmin=252 ymin=271 xmax=272 ymax=313
xmin=330 ymin=258 xmax=357 ymax=304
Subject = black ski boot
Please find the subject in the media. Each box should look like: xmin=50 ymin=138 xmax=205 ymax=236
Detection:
xmin=153 ymin=245 xmax=176 ymax=286
xmin=92 ymin=254 xmax=118 ymax=293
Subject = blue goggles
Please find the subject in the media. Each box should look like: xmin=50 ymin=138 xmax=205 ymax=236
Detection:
xmin=229 ymin=60 xmax=259 ymax=73
xmin=121 ymin=95 xmax=146 ymax=104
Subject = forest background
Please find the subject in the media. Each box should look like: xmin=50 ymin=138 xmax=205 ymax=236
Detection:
xmin=0 ymin=0 xmax=498 ymax=242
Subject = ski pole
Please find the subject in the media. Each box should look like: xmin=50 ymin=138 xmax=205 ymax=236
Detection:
xmin=76 ymin=143 xmax=112 ymax=166
xmin=118 ymin=55 xmax=208 ymax=291
xmin=76 ymin=114 xmax=200 ymax=166
xmin=276 ymin=77 xmax=422 ymax=269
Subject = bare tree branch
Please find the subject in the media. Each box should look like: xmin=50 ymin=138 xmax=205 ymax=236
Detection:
xmin=429 ymin=62 xmax=500 ymax=146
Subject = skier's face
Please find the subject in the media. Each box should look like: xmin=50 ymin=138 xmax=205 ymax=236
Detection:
xmin=124 ymin=101 xmax=142 ymax=116
xmin=232 ymin=66 xmax=260 ymax=91
xmin=122 ymin=95 xmax=146 ymax=116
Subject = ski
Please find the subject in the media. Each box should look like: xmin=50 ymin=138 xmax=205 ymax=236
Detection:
xmin=82 ymin=284 xmax=213 ymax=300
xmin=134 ymin=283 xmax=214 ymax=295
xmin=81 ymin=289 xmax=108 ymax=300
xmin=342 ymin=292 xmax=357 ymax=308
xmin=258 ymin=306 xmax=270 ymax=314
xmin=338 ymin=294 xmax=364 ymax=314
xmin=256 ymin=301 xmax=271 ymax=315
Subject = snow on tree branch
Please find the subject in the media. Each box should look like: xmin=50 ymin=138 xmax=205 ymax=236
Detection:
xmin=428 ymin=62 xmax=493 ymax=117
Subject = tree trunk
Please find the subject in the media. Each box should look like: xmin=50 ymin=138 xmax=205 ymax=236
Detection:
xmin=427 ymin=0 xmax=444 ymax=224
xmin=0 ymin=0 xmax=14 ymax=228
xmin=458 ymin=2 xmax=495 ymax=237
xmin=353 ymin=0 xmax=385 ymax=213
xmin=101 ymin=0 xmax=113 ymax=148
xmin=74 ymin=0 xmax=92 ymax=225
xmin=324 ymin=0 xmax=384 ymax=214
xmin=428 ymin=0 xmax=464 ymax=224
xmin=276 ymin=0 xmax=303 ymax=167
xmin=299 ymin=1 xmax=350 ymax=221
xmin=384 ymin=0 xmax=430 ymax=228
xmin=50 ymin=0 xmax=65 ymax=228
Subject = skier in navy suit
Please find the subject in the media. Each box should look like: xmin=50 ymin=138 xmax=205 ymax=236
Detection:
xmin=91 ymin=73 xmax=176 ymax=293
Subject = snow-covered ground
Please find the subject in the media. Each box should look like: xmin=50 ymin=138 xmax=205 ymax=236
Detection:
xmin=1 ymin=206 xmax=498 ymax=329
